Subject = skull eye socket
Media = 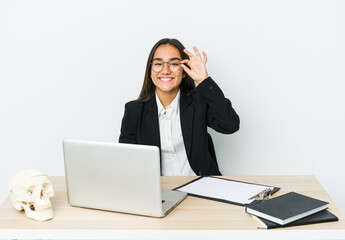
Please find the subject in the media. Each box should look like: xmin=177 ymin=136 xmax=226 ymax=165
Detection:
xmin=40 ymin=189 xmax=45 ymax=199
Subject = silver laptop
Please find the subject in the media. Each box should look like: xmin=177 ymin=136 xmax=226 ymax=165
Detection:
xmin=62 ymin=139 xmax=187 ymax=217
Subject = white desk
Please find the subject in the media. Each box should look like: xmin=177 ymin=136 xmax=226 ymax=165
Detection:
xmin=1 ymin=176 xmax=345 ymax=239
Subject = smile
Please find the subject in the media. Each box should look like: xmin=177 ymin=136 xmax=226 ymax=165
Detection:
xmin=158 ymin=77 xmax=174 ymax=82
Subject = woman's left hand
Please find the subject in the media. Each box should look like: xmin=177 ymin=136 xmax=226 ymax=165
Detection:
xmin=180 ymin=46 xmax=209 ymax=84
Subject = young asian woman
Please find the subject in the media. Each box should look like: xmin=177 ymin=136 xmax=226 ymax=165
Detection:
xmin=119 ymin=38 xmax=240 ymax=176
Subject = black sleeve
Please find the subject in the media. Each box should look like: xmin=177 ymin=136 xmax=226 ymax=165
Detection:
xmin=118 ymin=102 xmax=137 ymax=144
xmin=196 ymin=76 xmax=240 ymax=134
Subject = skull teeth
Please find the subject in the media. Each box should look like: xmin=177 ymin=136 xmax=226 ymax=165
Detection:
xmin=23 ymin=203 xmax=53 ymax=221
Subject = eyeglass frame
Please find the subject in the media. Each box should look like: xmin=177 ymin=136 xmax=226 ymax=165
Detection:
xmin=150 ymin=58 xmax=182 ymax=72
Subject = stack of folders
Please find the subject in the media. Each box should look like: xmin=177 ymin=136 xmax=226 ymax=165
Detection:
xmin=245 ymin=192 xmax=338 ymax=229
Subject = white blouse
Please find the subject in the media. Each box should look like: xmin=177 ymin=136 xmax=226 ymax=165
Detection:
xmin=155 ymin=91 xmax=196 ymax=176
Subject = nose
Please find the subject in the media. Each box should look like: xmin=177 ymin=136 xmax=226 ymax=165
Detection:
xmin=161 ymin=62 xmax=171 ymax=74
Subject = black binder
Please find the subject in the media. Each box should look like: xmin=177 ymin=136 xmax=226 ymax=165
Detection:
xmin=254 ymin=209 xmax=338 ymax=229
xmin=245 ymin=192 xmax=329 ymax=225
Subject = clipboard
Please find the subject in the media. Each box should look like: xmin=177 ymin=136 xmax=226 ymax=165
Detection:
xmin=174 ymin=176 xmax=280 ymax=206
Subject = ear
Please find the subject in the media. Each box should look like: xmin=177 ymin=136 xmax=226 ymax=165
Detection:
xmin=183 ymin=72 xmax=186 ymax=78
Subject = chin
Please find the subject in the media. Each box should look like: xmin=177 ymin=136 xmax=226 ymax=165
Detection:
xmin=160 ymin=88 xmax=175 ymax=93
xmin=157 ymin=85 xmax=179 ymax=94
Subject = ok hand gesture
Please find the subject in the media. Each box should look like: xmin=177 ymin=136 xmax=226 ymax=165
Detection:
xmin=180 ymin=46 xmax=209 ymax=84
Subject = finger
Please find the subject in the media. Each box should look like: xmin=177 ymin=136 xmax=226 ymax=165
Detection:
xmin=180 ymin=59 xmax=192 ymax=66
xmin=193 ymin=46 xmax=201 ymax=60
xmin=202 ymin=51 xmax=208 ymax=64
xmin=183 ymin=49 xmax=195 ymax=60
xmin=180 ymin=63 xmax=192 ymax=76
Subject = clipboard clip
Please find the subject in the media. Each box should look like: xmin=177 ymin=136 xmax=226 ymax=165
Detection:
xmin=248 ymin=187 xmax=273 ymax=201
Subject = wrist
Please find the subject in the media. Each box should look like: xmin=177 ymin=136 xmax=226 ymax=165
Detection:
xmin=195 ymin=73 xmax=209 ymax=84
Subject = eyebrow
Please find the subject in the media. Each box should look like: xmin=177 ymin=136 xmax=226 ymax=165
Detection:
xmin=153 ymin=57 xmax=181 ymax=61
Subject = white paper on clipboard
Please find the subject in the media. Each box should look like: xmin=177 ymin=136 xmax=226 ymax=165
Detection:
xmin=175 ymin=176 xmax=274 ymax=205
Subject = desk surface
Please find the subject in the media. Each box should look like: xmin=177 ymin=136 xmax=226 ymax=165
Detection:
xmin=1 ymin=176 xmax=345 ymax=239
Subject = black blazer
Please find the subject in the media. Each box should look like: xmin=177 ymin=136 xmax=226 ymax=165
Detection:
xmin=119 ymin=77 xmax=240 ymax=176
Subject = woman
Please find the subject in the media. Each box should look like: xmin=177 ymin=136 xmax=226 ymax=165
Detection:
xmin=119 ymin=38 xmax=240 ymax=176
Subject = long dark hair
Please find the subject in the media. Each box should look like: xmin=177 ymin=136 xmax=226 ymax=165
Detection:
xmin=137 ymin=38 xmax=196 ymax=102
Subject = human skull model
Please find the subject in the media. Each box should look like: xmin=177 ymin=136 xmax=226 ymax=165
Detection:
xmin=8 ymin=169 xmax=55 ymax=221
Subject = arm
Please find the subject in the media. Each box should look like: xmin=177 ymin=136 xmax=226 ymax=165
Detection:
xmin=180 ymin=46 xmax=240 ymax=134
xmin=197 ymin=77 xmax=240 ymax=134
xmin=118 ymin=102 xmax=137 ymax=144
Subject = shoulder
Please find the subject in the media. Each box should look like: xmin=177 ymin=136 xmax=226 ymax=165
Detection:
xmin=123 ymin=100 xmax=145 ymax=117
xmin=124 ymin=97 xmax=156 ymax=114
xmin=121 ymin=101 xmax=144 ymax=128
xmin=124 ymin=100 xmax=144 ymax=110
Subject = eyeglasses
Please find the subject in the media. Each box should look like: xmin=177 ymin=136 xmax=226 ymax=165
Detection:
xmin=151 ymin=60 xmax=181 ymax=72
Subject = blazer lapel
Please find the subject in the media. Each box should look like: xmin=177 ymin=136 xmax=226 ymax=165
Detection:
xmin=180 ymin=92 xmax=194 ymax=161
xmin=143 ymin=97 xmax=161 ymax=148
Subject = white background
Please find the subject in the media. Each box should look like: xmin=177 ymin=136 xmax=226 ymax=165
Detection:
xmin=1 ymin=0 xmax=344 ymax=215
